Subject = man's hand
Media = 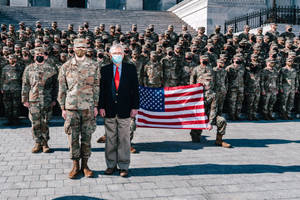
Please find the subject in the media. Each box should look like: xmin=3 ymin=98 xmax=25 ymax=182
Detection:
xmin=206 ymin=123 xmax=213 ymax=131
xmin=23 ymin=102 xmax=29 ymax=108
xmin=130 ymin=109 xmax=138 ymax=118
xmin=62 ymin=110 xmax=67 ymax=120
xmin=94 ymin=107 xmax=98 ymax=117
xmin=100 ymin=109 xmax=106 ymax=118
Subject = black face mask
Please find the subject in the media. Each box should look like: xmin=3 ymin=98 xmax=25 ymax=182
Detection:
xmin=124 ymin=50 xmax=130 ymax=54
xmin=139 ymin=39 xmax=145 ymax=45
xmin=163 ymin=43 xmax=168 ymax=48
xmin=84 ymin=25 xmax=89 ymax=29
xmin=143 ymin=50 xmax=148 ymax=54
xmin=133 ymin=28 xmax=137 ymax=31
xmin=235 ymin=60 xmax=242 ymax=64
xmin=120 ymin=38 xmax=126 ymax=42
xmin=168 ymin=52 xmax=173 ymax=57
xmin=44 ymin=41 xmax=50 ymax=45
xmin=149 ymin=28 xmax=154 ymax=32
xmin=36 ymin=25 xmax=41 ymax=28
xmin=202 ymin=60 xmax=208 ymax=65
xmin=36 ymin=56 xmax=44 ymax=63
xmin=69 ymin=50 xmax=74 ymax=54
xmin=192 ymin=49 xmax=198 ymax=53
xmin=98 ymin=54 xmax=104 ymax=59
xmin=186 ymin=57 xmax=192 ymax=61
xmin=288 ymin=28 xmax=292 ymax=32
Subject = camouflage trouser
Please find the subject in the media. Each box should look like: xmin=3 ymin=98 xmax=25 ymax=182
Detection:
xmin=280 ymin=90 xmax=295 ymax=114
xmin=3 ymin=91 xmax=21 ymax=120
xmin=245 ymin=92 xmax=260 ymax=116
xmin=29 ymin=103 xmax=52 ymax=144
xmin=64 ymin=109 xmax=96 ymax=160
xmin=227 ymin=90 xmax=244 ymax=116
xmin=190 ymin=116 xmax=227 ymax=137
xmin=261 ymin=93 xmax=277 ymax=114
xmin=129 ymin=117 xmax=136 ymax=142
xmin=296 ymin=92 xmax=300 ymax=114
xmin=216 ymin=92 xmax=226 ymax=116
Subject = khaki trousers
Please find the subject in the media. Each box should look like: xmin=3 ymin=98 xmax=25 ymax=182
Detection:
xmin=104 ymin=116 xmax=131 ymax=170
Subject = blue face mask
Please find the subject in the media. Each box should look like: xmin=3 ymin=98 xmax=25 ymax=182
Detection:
xmin=112 ymin=55 xmax=123 ymax=64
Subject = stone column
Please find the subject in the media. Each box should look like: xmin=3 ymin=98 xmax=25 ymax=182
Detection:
xmin=88 ymin=0 xmax=106 ymax=9
xmin=160 ymin=0 xmax=177 ymax=10
xmin=126 ymin=0 xmax=143 ymax=10
xmin=51 ymin=0 xmax=67 ymax=8
xmin=10 ymin=0 xmax=28 ymax=6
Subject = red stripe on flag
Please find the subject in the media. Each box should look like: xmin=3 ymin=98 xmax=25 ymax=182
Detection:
xmin=137 ymin=118 xmax=209 ymax=126
xmin=137 ymin=111 xmax=207 ymax=119
xmin=165 ymin=105 xmax=205 ymax=112
xmin=164 ymin=83 xmax=203 ymax=91
xmin=165 ymin=90 xmax=203 ymax=98
xmin=165 ymin=98 xmax=204 ymax=105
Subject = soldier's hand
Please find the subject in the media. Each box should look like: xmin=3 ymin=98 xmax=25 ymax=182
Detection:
xmin=23 ymin=102 xmax=29 ymax=108
xmin=130 ymin=109 xmax=138 ymax=118
xmin=94 ymin=107 xmax=98 ymax=117
xmin=62 ymin=110 xmax=67 ymax=120
xmin=100 ymin=109 xmax=106 ymax=118
xmin=207 ymin=123 xmax=213 ymax=131
xmin=51 ymin=101 xmax=56 ymax=107
xmin=261 ymin=91 xmax=265 ymax=95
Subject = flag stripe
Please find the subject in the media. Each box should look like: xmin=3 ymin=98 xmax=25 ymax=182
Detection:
xmin=137 ymin=123 xmax=208 ymax=129
xmin=165 ymin=93 xmax=203 ymax=101
xmin=164 ymin=90 xmax=203 ymax=98
xmin=137 ymin=111 xmax=207 ymax=119
xmin=138 ymin=108 xmax=205 ymax=116
xmin=138 ymin=118 xmax=209 ymax=126
xmin=165 ymin=103 xmax=204 ymax=110
xmin=164 ymin=83 xmax=203 ymax=91
xmin=164 ymin=87 xmax=203 ymax=95
xmin=165 ymin=97 xmax=204 ymax=105
xmin=138 ymin=115 xmax=207 ymax=122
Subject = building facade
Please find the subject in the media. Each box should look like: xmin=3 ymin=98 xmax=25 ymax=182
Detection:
xmin=0 ymin=0 xmax=183 ymax=10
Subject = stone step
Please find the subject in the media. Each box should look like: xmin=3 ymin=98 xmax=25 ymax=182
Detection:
xmin=0 ymin=6 xmax=196 ymax=34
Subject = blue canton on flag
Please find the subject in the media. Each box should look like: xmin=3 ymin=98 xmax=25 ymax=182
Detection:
xmin=139 ymin=86 xmax=165 ymax=112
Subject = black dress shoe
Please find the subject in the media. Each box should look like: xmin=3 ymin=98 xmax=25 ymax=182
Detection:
xmin=104 ymin=167 xmax=118 ymax=175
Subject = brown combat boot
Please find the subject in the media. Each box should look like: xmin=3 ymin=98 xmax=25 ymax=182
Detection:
xmin=42 ymin=141 xmax=50 ymax=153
xmin=32 ymin=143 xmax=42 ymax=153
xmin=130 ymin=146 xmax=137 ymax=153
xmin=96 ymin=135 xmax=106 ymax=143
xmin=215 ymin=134 xmax=231 ymax=148
xmin=81 ymin=158 xmax=93 ymax=178
xmin=69 ymin=160 xmax=80 ymax=179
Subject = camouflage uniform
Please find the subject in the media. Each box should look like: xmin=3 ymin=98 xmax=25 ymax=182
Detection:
xmin=161 ymin=48 xmax=180 ymax=87
xmin=22 ymin=49 xmax=58 ymax=145
xmin=244 ymin=59 xmax=262 ymax=120
xmin=279 ymin=60 xmax=299 ymax=118
xmin=213 ymin=60 xmax=228 ymax=116
xmin=143 ymin=52 xmax=163 ymax=88
xmin=0 ymin=57 xmax=23 ymax=123
xmin=58 ymin=51 xmax=100 ymax=160
xmin=225 ymin=59 xmax=245 ymax=120
xmin=260 ymin=61 xmax=279 ymax=119
xmin=180 ymin=52 xmax=197 ymax=86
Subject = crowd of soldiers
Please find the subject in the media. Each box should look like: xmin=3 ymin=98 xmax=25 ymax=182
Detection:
xmin=0 ymin=21 xmax=300 ymax=126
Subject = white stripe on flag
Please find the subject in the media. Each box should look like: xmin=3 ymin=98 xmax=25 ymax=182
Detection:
xmin=165 ymin=101 xmax=204 ymax=109
xmin=164 ymin=86 xmax=203 ymax=95
xmin=165 ymin=93 xmax=203 ymax=101
xmin=136 ymin=122 xmax=208 ymax=129
xmin=138 ymin=108 xmax=205 ymax=116
xmin=137 ymin=115 xmax=207 ymax=123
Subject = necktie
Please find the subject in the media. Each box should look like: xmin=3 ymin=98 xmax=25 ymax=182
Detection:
xmin=114 ymin=66 xmax=120 ymax=90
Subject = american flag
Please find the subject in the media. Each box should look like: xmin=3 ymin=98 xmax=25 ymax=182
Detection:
xmin=136 ymin=83 xmax=209 ymax=129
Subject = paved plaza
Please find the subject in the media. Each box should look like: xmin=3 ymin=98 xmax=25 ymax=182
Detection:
xmin=0 ymin=118 xmax=300 ymax=200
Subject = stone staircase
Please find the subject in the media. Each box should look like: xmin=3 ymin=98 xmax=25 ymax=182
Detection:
xmin=0 ymin=6 xmax=196 ymax=34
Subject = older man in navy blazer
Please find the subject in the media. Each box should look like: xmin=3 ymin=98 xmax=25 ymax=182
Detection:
xmin=99 ymin=43 xmax=139 ymax=177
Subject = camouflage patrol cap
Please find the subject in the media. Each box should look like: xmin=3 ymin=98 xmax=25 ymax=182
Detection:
xmin=215 ymin=25 xmax=221 ymax=28
xmin=185 ymin=52 xmax=193 ymax=57
xmin=61 ymin=39 xmax=68 ymax=44
xmin=68 ymin=44 xmax=74 ymax=48
xmin=278 ymin=36 xmax=284 ymax=41
xmin=148 ymin=24 xmax=154 ymax=28
xmin=244 ymin=25 xmax=250 ymax=29
xmin=264 ymin=35 xmax=270 ymax=39
xmin=15 ymin=44 xmax=21 ymax=48
xmin=166 ymin=47 xmax=173 ymax=52
xmin=200 ymin=55 xmax=209 ymax=60
xmin=287 ymin=57 xmax=294 ymax=62
xmin=239 ymin=38 xmax=248 ymax=44
xmin=286 ymin=24 xmax=292 ymax=28
xmin=54 ymin=34 xmax=60 ymax=39
xmin=60 ymin=53 xmax=67 ymax=57
xmin=68 ymin=24 xmax=73 ymax=27
xmin=220 ymin=54 xmax=227 ymax=59
xmin=182 ymin=24 xmax=187 ymax=28
xmin=288 ymin=51 xmax=296 ymax=57
xmin=34 ymin=47 xmax=45 ymax=54
xmin=168 ymin=24 xmax=174 ymax=28
xmin=206 ymin=43 xmax=214 ymax=48
xmin=22 ymin=47 xmax=29 ymax=51
xmin=8 ymin=24 xmax=14 ymax=28
xmin=36 ymin=21 xmax=41 ymax=24
xmin=217 ymin=59 xmax=224 ymax=64
xmin=110 ymin=25 xmax=115 ymax=28
xmin=83 ymin=21 xmax=89 ymax=26
xmin=286 ymin=39 xmax=293 ymax=44
xmin=52 ymin=44 xmax=60 ymax=50
xmin=132 ymin=24 xmax=137 ymax=27
xmin=228 ymin=25 xmax=234 ymax=29
xmin=87 ymin=48 xmax=94 ymax=52
xmin=266 ymin=59 xmax=276 ymax=63
xmin=102 ymin=34 xmax=109 ymax=40
xmin=8 ymin=54 xmax=16 ymax=59
xmin=150 ymin=51 xmax=157 ymax=56
xmin=212 ymin=35 xmax=219 ymax=40
xmin=251 ymin=54 xmax=258 ymax=59
xmin=257 ymin=27 xmax=263 ymax=31
xmin=198 ymin=27 xmax=205 ymax=31
xmin=99 ymin=23 xmax=105 ymax=27
xmin=256 ymin=36 xmax=263 ymax=40
xmin=233 ymin=35 xmax=239 ymax=39
xmin=3 ymin=46 xmax=9 ymax=51
xmin=74 ymin=38 xmax=88 ymax=48
xmin=19 ymin=21 xmax=25 ymax=26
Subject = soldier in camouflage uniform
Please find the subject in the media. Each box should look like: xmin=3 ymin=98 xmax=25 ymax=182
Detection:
xmin=180 ymin=52 xmax=197 ymax=86
xmin=143 ymin=51 xmax=163 ymax=88
xmin=58 ymin=39 xmax=100 ymax=179
xmin=0 ymin=55 xmax=23 ymax=125
xmin=260 ymin=59 xmax=279 ymax=120
xmin=279 ymin=58 xmax=299 ymax=119
xmin=161 ymin=47 xmax=180 ymax=87
xmin=213 ymin=59 xmax=228 ymax=116
xmin=22 ymin=47 xmax=58 ymax=153
xmin=190 ymin=58 xmax=231 ymax=148
xmin=225 ymin=56 xmax=245 ymax=120
xmin=244 ymin=54 xmax=262 ymax=120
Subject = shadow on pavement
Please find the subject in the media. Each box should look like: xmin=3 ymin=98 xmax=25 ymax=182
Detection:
xmin=53 ymin=196 xmax=105 ymax=200
xmin=125 ymin=164 xmax=300 ymax=176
